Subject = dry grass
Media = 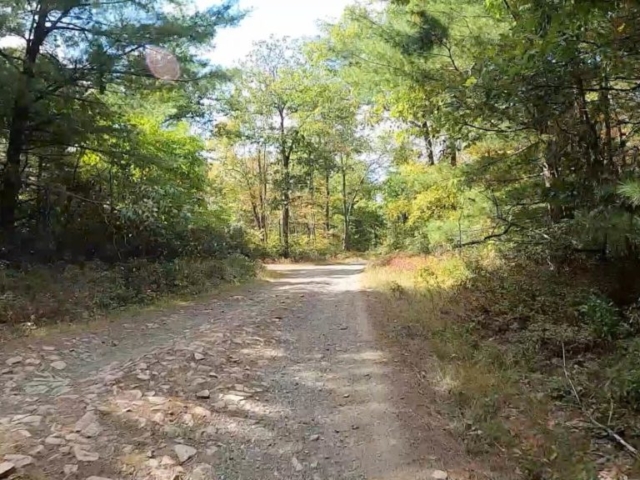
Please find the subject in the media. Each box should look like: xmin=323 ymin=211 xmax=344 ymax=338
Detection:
xmin=363 ymin=251 xmax=636 ymax=480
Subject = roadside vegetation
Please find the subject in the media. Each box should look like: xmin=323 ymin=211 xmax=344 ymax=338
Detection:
xmin=365 ymin=250 xmax=640 ymax=479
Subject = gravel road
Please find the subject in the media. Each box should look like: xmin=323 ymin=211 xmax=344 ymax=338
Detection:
xmin=0 ymin=264 xmax=482 ymax=480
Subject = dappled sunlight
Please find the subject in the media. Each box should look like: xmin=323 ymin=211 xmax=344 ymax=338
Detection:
xmin=431 ymin=367 xmax=459 ymax=395
xmin=338 ymin=350 xmax=387 ymax=362
xmin=239 ymin=346 xmax=287 ymax=360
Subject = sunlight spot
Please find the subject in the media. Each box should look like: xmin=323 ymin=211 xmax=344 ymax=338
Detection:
xmin=338 ymin=350 xmax=386 ymax=362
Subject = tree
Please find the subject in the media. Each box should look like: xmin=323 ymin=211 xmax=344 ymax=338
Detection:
xmin=0 ymin=0 xmax=242 ymax=246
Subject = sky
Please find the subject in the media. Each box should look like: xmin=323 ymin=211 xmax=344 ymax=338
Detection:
xmin=208 ymin=0 xmax=353 ymax=66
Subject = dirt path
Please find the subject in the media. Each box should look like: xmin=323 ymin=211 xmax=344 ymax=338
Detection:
xmin=0 ymin=264 xmax=480 ymax=480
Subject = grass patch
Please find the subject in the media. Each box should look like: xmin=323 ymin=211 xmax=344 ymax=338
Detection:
xmin=364 ymin=249 xmax=640 ymax=480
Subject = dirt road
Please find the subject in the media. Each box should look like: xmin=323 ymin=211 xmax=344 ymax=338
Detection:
xmin=0 ymin=264 xmax=476 ymax=480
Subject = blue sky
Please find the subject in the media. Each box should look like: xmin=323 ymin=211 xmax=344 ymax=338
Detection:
xmin=208 ymin=0 xmax=353 ymax=66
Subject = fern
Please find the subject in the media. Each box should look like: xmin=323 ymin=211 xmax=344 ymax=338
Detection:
xmin=618 ymin=180 xmax=640 ymax=207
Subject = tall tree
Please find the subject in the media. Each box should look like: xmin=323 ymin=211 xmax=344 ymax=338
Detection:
xmin=0 ymin=0 xmax=241 ymax=244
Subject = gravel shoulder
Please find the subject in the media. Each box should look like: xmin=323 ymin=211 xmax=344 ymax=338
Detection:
xmin=0 ymin=264 xmax=486 ymax=480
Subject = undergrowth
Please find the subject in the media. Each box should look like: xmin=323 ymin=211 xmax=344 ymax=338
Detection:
xmin=365 ymin=248 xmax=640 ymax=480
xmin=0 ymin=254 xmax=258 ymax=329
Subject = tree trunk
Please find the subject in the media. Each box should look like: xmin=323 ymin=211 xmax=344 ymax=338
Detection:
xmin=449 ymin=138 xmax=458 ymax=167
xmin=543 ymin=139 xmax=563 ymax=223
xmin=600 ymin=74 xmax=614 ymax=174
xmin=324 ymin=168 xmax=331 ymax=233
xmin=422 ymin=121 xmax=435 ymax=166
xmin=277 ymin=109 xmax=292 ymax=258
xmin=1 ymin=0 xmax=48 ymax=235
xmin=575 ymin=75 xmax=602 ymax=184
xmin=341 ymin=161 xmax=350 ymax=251
xmin=282 ymin=156 xmax=291 ymax=258
xmin=259 ymin=145 xmax=268 ymax=244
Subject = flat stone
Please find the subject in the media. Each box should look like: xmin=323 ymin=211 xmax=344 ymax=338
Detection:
xmin=4 ymin=455 xmax=33 ymax=468
xmin=29 ymin=445 xmax=44 ymax=456
xmin=309 ymin=434 xmax=320 ymax=441
xmin=206 ymin=447 xmax=219 ymax=456
xmin=75 ymin=412 xmax=102 ymax=438
xmin=121 ymin=389 xmax=143 ymax=401
xmin=6 ymin=357 xmax=23 ymax=366
xmin=152 ymin=412 xmax=165 ymax=423
xmin=190 ymin=406 xmax=211 ymax=418
xmin=63 ymin=464 xmax=78 ymax=475
xmin=174 ymin=444 xmax=197 ymax=464
xmin=0 ymin=462 xmax=15 ymax=478
xmin=196 ymin=390 xmax=210 ymax=399
xmin=431 ymin=471 xmax=448 ymax=480
xmin=163 ymin=425 xmax=181 ymax=438
xmin=66 ymin=433 xmax=90 ymax=444
xmin=75 ymin=411 xmax=97 ymax=432
xmin=222 ymin=394 xmax=244 ymax=403
xmin=82 ymin=422 xmax=102 ymax=438
xmin=73 ymin=445 xmax=99 ymax=462
xmin=25 ymin=358 xmax=41 ymax=366
xmin=50 ymin=361 xmax=67 ymax=370
xmin=189 ymin=463 xmax=214 ymax=480
xmin=36 ymin=405 xmax=54 ymax=415
xmin=292 ymin=456 xmax=304 ymax=472
xmin=182 ymin=413 xmax=195 ymax=427
xmin=44 ymin=434 xmax=64 ymax=446
xmin=15 ymin=415 xmax=42 ymax=426
xmin=194 ymin=353 xmax=205 ymax=361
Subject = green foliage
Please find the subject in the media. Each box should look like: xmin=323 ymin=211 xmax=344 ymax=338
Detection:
xmin=212 ymin=36 xmax=383 ymax=258
xmin=578 ymin=294 xmax=622 ymax=342
xmin=0 ymin=0 xmax=244 ymax=260
xmin=606 ymin=339 xmax=640 ymax=409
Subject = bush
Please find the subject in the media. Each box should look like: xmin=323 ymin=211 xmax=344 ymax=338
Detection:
xmin=578 ymin=293 xmax=622 ymax=342
xmin=0 ymin=256 xmax=258 ymax=327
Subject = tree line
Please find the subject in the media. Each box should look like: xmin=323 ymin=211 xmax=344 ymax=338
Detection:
xmin=4 ymin=0 xmax=640 ymax=263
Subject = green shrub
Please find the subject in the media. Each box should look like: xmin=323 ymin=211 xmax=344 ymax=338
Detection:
xmin=578 ymin=293 xmax=622 ymax=342
xmin=604 ymin=339 xmax=640 ymax=409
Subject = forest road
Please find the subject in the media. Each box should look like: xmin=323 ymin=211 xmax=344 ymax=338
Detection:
xmin=0 ymin=264 xmax=473 ymax=480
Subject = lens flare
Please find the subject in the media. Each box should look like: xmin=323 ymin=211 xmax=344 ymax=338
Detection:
xmin=144 ymin=46 xmax=181 ymax=81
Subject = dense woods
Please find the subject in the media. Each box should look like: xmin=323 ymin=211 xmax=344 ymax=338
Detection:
xmin=4 ymin=0 xmax=640 ymax=476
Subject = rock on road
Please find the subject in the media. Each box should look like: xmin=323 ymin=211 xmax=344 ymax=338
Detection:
xmin=0 ymin=264 xmax=469 ymax=480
